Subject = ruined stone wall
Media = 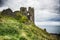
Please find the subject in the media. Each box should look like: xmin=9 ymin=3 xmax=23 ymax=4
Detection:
xmin=28 ymin=7 xmax=34 ymax=22
xmin=20 ymin=7 xmax=27 ymax=16
xmin=20 ymin=7 xmax=34 ymax=22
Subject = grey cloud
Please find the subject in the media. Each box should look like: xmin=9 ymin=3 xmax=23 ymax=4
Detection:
xmin=50 ymin=18 xmax=60 ymax=21
xmin=0 ymin=0 xmax=7 ymax=7
xmin=0 ymin=0 xmax=3 ymax=7
xmin=35 ymin=0 xmax=60 ymax=22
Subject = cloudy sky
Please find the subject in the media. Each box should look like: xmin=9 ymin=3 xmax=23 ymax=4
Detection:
xmin=0 ymin=0 xmax=60 ymax=34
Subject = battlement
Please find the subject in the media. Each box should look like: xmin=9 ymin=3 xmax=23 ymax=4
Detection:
xmin=20 ymin=7 xmax=34 ymax=22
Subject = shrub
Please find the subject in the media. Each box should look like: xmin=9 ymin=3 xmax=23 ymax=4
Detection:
xmin=19 ymin=37 xmax=27 ymax=40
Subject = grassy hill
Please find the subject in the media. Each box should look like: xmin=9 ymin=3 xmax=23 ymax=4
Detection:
xmin=0 ymin=10 xmax=57 ymax=40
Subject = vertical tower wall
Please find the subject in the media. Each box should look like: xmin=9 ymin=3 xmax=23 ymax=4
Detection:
xmin=28 ymin=7 xmax=34 ymax=22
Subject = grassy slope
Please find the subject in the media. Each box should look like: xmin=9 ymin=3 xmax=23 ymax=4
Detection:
xmin=0 ymin=15 xmax=57 ymax=40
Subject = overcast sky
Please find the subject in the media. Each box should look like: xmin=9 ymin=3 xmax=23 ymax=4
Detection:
xmin=0 ymin=0 xmax=60 ymax=33
xmin=0 ymin=0 xmax=60 ymax=21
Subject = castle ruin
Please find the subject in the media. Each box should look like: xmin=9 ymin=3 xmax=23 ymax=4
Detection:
xmin=20 ymin=7 xmax=34 ymax=23
xmin=1 ymin=7 xmax=34 ymax=23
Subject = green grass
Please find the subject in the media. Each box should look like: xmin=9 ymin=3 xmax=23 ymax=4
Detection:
xmin=0 ymin=13 xmax=57 ymax=40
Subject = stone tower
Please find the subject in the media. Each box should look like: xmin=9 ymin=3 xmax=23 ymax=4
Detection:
xmin=28 ymin=7 xmax=34 ymax=22
xmin=20 ymin=7 xmax=34 ymax=23
xmin=20 ymin=7 xmax=27 ymax=16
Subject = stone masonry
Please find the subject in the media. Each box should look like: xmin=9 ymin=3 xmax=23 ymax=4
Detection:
xmin=20 ymin=7 xmax=34 ymax=23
